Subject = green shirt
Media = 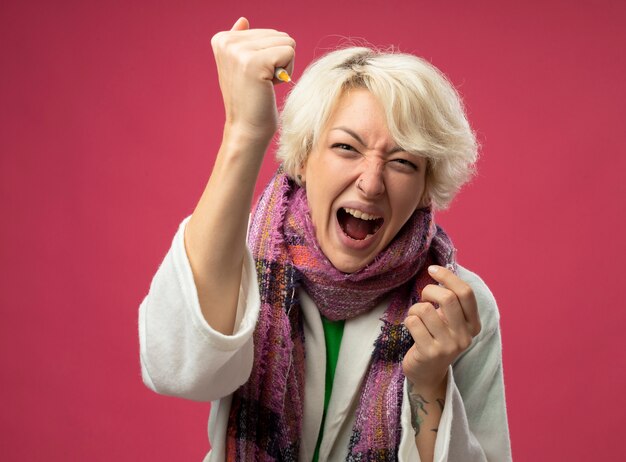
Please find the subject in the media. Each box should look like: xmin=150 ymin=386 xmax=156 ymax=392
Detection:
xmin=312 ymin=316 xmax=345 ymax=462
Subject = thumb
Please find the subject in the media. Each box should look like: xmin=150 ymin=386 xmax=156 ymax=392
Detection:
xmin=230 ymin=17 xmax=249 ymax=31
xmin=402 ymin=344 xmax=420 ymax=375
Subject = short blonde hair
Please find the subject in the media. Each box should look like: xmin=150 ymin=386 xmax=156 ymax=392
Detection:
xmin=276 ymin=47 xmax=478 ymax=210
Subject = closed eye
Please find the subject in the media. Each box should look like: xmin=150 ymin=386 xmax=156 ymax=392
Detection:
xmin=391 ymin=158 xmax=418 ymax=171
xmin=331 ymin=143 xmax=356 ymax=151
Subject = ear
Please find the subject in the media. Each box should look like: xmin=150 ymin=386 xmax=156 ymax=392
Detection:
xmin=418 ymin=194 xmax=432 ymax=209
xmin=296 ymin=159 xmax=307 ymax=186
xmin=417 ymin=187 xmax=432 ymax=209
xmin=418 ymin=166 xmax=432 ymax=208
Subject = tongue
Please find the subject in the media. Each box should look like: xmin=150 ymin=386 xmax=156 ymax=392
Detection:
xmin=344 ymin=215 xmax=372 ymax=240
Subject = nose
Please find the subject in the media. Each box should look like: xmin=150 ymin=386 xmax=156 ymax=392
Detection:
xmin=356 ymin=159 xmax=385 ymax=198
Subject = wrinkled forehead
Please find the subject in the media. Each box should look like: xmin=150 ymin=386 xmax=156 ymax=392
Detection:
xmin=316 ymin=86 xmax=431 ymax=157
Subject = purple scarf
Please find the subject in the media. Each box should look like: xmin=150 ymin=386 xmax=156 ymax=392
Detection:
xmin=226 ymin=171 xmax=455 ymax=461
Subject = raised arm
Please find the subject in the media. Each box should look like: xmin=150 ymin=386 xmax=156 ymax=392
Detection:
xmin=184 ymin=17 xmax=295 ymax=334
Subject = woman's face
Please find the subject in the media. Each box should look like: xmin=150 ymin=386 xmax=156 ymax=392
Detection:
xmin=300 ymin=89 xmax=428 ymax=273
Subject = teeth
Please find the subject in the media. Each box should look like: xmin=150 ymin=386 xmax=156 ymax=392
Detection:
xmin=346 ymin=233 xmax=375 ymax=241
xmin=343 ymin=207 xmax=380 ymax=221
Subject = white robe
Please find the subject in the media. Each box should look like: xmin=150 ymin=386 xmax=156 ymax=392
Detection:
xmin=139 ymin=217 xmax=512 ymax=461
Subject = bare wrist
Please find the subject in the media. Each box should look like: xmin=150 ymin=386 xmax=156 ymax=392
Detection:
xmin=407 ymin=370 xmax=448 ymax=397
xmin=223 ymin=121 xmax=276 ymax=148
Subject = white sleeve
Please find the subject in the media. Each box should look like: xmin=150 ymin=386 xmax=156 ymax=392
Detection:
xmin=399 ymin=267 xmax=512 ymax=462
xmin=138 ymin=216 xmax=261 ymax=402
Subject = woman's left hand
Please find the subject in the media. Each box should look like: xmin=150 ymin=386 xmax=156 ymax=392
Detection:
xmin=402 ymin=265 xmax=482 ymax=393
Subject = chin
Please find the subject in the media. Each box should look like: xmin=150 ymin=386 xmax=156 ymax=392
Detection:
xmin=329 ymin=254 xmax=372 ymax=274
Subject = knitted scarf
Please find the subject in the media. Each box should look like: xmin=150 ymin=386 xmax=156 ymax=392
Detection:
xmin=225 ymin=171 xmax=456 ymax=461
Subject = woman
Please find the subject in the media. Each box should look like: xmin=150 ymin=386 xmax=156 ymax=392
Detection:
xmin=139 ymin=17 xmax=511 ymax=462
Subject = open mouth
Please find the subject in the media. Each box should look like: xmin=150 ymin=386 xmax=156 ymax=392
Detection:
xmin=337 ymin=207 xmax=384 ymax=241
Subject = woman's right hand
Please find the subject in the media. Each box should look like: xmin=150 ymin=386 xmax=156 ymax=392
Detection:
xmin=184 ymin=18 xmax=294 ymax=335
xmin=210 ymin=17 xmax=296 ymax=143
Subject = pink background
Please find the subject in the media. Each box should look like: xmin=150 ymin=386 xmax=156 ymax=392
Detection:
xmin=2 ymin=0 xmax=625 ymax=460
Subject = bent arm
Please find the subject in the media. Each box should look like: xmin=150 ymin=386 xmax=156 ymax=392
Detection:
xmin=184 ymin=128 xmax=269 ymax=335
xmin=139 ymin=217 xmax=261 ymax=401
xmin=399 ymin=268 xmax=511 ymax=461
xmin=185 ymin=18 xmax=295 ymax=334
xmin=400 ymin=329 xmax=510 ymax=462
xmin=440 ymin=270 xmax=511 ymax=461
xmin=138 ymin=18 xmax=294 ymax=399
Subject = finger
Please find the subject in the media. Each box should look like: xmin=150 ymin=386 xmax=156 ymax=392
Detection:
xmin=254 ymin=46 xmax=296 ymax=81
xmin=250 ymin=37 xmax=295 ymax=82
xmin=402 ymin=343 xmax=419 ymax=374
xmin=228 ymin=28 xmax=291 ymax=39
xmin=404 ymin=314 xmax=435 ymax=351
xmin=402 ymin=343 xmax=423 ymax=375
xmin=420 ymin=284 xmax=467 ymax=333
xmin=246 ymin=35 xmax=296 ymax=53
xmin=256 ymin=38 xmax=295 ymax=84
xmin=428 ymin=265 xmax=481 ymax=335
xmin=407 ymin=302 xmax=448 ymax=339
xmin=282 ymin=53 xmax=295 ymax=83
xmin=230 ymin=17 xmax=249 ymax=31
xmin=212 ymin=29 xmax=293 ymax=61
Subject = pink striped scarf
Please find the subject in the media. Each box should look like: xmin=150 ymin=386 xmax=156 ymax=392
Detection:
xmin=226 ymin=171 xmax=455 ymax=461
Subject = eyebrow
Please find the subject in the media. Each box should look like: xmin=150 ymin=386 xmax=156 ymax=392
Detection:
xmin=330 ymin=127 xmax=405 ymax=155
